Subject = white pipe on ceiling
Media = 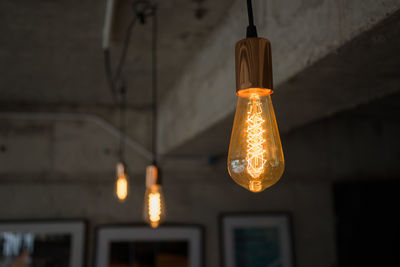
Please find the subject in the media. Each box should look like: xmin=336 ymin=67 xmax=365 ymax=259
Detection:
xmin=102 ymin=0 xmax=116 ymax=50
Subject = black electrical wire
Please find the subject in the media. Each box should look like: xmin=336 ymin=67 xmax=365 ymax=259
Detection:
xmin=104 ymin=49 xmax=118 ymax=103
xmin=103 ymin=14 xmax=137 ymax=103
xmin=114 ymin=17 xmax=138 ymax=83
xmin=118 ymin=86 xmax=127 ymax=163
xmin=104 ymin=14 xmax=135 ymax=162
xmin=103 ymin=0 xmax=158 ymax=165
xmin=103 ymin=2 xmax=142 ymax=163
xmin=246 ymin=0 xmax=258 ymax=38
xmin=151 ymin=5 xmax=158 ymax=166
xmin=247 ymin=0 xmax=255 ymax=26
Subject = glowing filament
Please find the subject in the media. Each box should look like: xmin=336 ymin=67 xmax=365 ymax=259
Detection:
xmin=246 ymin=93 xmax=266 ymax=179
xmin=148 ymin=192 xmax=161 ymax=228
xmin=116 ymin=176 xmax=128 ymax=201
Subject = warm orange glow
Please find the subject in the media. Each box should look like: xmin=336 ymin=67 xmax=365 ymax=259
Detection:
xmin=116 ymin=175 xmax=128 ymax=202
xmin=115 ymin=162 xmax=128 ymax=202
xmin=246 ymin=93 xmax=266 ymax=180
xmin=143 ymin=184 xmax=166 ymax=228
xmin=148 ymin=192 xmax=161 ymax=228
xmin=237 ymin=88 xmax=272 ymax=97
xmin=228 ymin=88 xmax=284 ymax=193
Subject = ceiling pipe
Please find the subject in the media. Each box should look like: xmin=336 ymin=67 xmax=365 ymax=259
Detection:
xmin=102 ymin=0 xmax=116 ymax=50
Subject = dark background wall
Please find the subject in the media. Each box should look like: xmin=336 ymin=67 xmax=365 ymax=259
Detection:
xmin=1 ymin=92 xmax=399 ymax=267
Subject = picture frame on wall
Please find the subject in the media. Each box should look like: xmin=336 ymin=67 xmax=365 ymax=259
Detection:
xmin=220 ymin=213 xmax=294 ymax=267
xmin=0 ymin=219 xmax=87 ymax=267
xmin=95 ymin=224 xmax=204 ymax=267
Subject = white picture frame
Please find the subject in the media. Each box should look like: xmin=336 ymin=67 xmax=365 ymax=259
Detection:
xmin=0 ymin=220 xmax=86 ymax=267
xmin=221 ymin=213 xmax=294 ymax=267
xmin=95 ymin=225 xmax=203 ymax=267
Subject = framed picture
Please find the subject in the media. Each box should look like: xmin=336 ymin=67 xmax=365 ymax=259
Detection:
xmin=0 ymin=220 xmax=86 ymax=267
xmin=95 ymin=224 xmax=203 ymax=267
xmin=220 ymin=213 xmax=294 ymax=267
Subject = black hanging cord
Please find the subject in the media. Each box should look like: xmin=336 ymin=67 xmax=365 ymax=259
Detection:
xmin=118 ymin=85 xmax=127 ymax=163
xmin=104 ymin=14 xmax=135 ymax=162
xmin=104 ymin=1 xmax=149 ymax=103
xmin=103 ymin=15 xmax=137 ymax=103
xmin=103 ymin=0 xmax=156 ymax=166
xmin=104 ymin=49 xmax=118 ymax=103
xmin=246 ymin=0 xmax=258 ymax=38
xmin=115 ymin=17 xmax=137 ymax=83
xmin=103 ymin=0 xmax=158 ymax=165
xmin=151 ymin=5 xmax=158 ymax=166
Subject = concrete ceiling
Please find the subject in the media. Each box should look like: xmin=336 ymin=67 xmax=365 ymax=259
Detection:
xmin=165 ymin=9 xmax=400 ymax=157
xmin=157 ymin=0 xmax=400 ymax=156
xmin=0 ymin=0 xmax=235 ymax=108
xmin=0 ymin=0 xmax=399 ymax=177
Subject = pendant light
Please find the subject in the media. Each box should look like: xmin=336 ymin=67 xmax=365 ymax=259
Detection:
xmin=142 ymin=6 xmax=167 ymax=228
xmin=143 ymin=165 xmax=166 ymax=228
xmin=115 ymin=86 xmax=129 ymax=202
xmin=103 ymin=1 xmax=166 ymax=202
xmin=103 ymin=3 xmax=136 ymax=202
xmin=227 ymin=0 xmax=284 ymax=193
xmin=115 ymin=162 xmax=128 ymax=202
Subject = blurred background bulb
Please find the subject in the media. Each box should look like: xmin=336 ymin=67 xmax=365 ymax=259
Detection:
xmin=228 ymin=88 xmax=284 ymax=192
xmin=115 ymin=162 xmax=128 ymax=202
xmin=143 ymin=165 xmax=166 ymax=228
xmin=143 ymin=184 xmax=166 ymax=228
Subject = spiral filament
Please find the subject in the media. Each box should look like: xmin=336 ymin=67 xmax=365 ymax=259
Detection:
xmin=246 ymin=93 xmax=267 ymax=180
xmin=116 ymin=176 xmax=128 ymax=201
xmin=148 ymin=192 xmax=161 ymax=228
xmin=228 ymin=89 xmax=284 ymax=193
xmin=115 ymin=162 xmax=128 ymax=202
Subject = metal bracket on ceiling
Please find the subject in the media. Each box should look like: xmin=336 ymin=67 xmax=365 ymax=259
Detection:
xmin=102 ymin=0 xmax=156 ymax=50
xmin=193 ymin=0 xmax=207 ymax=20
xmin=133 ymin=0 xmax=156 ymax=24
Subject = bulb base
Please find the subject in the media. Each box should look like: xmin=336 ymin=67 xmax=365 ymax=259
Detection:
xmin=116 ymin=162 xmax=126 ymax=177
xmin=235 ymin=37 xmax=273 ymax=92
xmin=146 ymin=165 xmax=161 ymax=187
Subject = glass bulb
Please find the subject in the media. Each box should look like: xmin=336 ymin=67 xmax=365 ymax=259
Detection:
xmin=143 ymin=185 xmax=166 ymax=228
xmin=115 ymin=162 xmax=128 ymax=202
xmin=227 ymin=88 xmax=284 ymax=192
xmin=115 ymin=174 xmax=128 ymax=202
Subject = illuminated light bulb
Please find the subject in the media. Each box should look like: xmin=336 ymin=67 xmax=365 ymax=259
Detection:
xmin=149 ymin=191 xmax=161 ymax=222
xmin=143 ymin=165 xmax=166 ymax=228
xmin=227 ymin=38 xmax=284 ymax=193
xmin=144 ymin=185 xmax=165 ymax=228
xmin=115 ymin=162 xmax=128 ymax=202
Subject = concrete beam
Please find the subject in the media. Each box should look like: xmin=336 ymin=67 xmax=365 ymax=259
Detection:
xmin=0 ymin=111 xmax=151 ymax=176
xmin=0 ymin=112 xmax=152 ymax=160
xmin=158 ymin=0 xmax=400 ymax=155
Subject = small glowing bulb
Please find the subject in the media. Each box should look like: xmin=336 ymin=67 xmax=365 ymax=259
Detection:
xmin=228 ymin=88 xmax=284 ymax=192
xmin=145 ymin=186 xmax=165 ymax=228
xmin=116 ymin=175 xmax=128 ymax=201
xmin=143 ymin=165 xmax=166 ymax=228
xmin=149 ymin=192 xmax=161 ymax=223
xmin=115 ymin=162 xmax=128 ymax=202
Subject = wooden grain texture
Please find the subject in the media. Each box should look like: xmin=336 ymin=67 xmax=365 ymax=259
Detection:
xmin=235 ymin=37 xmax=273 ymax=92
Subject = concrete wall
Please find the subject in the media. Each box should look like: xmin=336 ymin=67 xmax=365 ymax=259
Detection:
xmin=0 ymin=174 xmax=336 ymax=267
xmin=1 ymin=94 xmax=399 ymax=267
